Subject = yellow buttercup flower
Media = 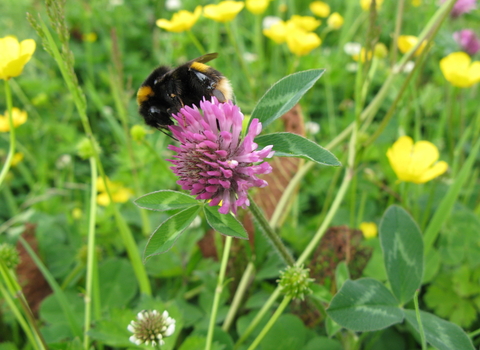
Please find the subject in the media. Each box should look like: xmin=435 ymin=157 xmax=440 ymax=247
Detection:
xmin=360 ymin=0 xmax=384 ymax=11
xmin=96 ymin=176 xmax=133 ymax=206
xmin=0 ymin=36 xmax=36 ymax=80
xmin=0 ymin=108 xmax=28 ymax=132
xmin=309 ymin=1 xmax=330 ymax=17
xmin=327 ymin=12 xmax=344 ymax=29
xmin=204 ymin=1 xmax=244 ymax=23
xmin=286 ymin=28 xmax=322 ymax=56
xmin=11 ymin=152 xmax=24 ymax=167
xmin=82 ymin=32 xmax=98 ymax=42
xmin=352 ymin=48 xmax=372 ymax=63
xmin=263 ymin=20 xmax=288 ymax=44
xmin=373 ymin=42 xmax=388 ymax=58
xmin=397 ymin=35 xmax=426 ymax=57
xmin=156 ymin=6 xmax=202 ymax=32
xmin=360 ymin=222 xmax=378 ymax=239
xmin=412 ymin=0 xmax=421 ymax=6
xmin=440 ymin=52 xmax=480 ymax=88
xmin=387 ymin=136 xmax=448 ymax=184
xmin=289 ymin=15 xmax=321 ymax=32
xmin=246 ymin=0 xmax=270 ymax=14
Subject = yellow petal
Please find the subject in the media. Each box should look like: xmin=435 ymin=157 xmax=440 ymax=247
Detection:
xmin=415 ymin=161 xmax=448 ymax=184
xmin=97 ymin=192 xmax=111 ymax=206
xmin=156 ymin=6 xmax=202 ymax=32
xmin=286 ymin=29 xmax=321 ymax=56
xmin=0 ymin=37 xmax=35 ymax=80
xmin=468 ymin=61 xmax=480 ymax=84
xmin=440 ymin=52 xmax=477 ymax=88
xmin=112 ymin=188 xmax=133 ymax=203
xmin=408 ymin=140 xmax=440 ymax=178
xmin=20 ymin=39 xmax=36 ymax=57
xmin=327 ymin=12 xmax=344 ymax=30
xmin=246 ymin=0 xmax=270 ymax=15
xmin=0 ymin=116 xmax=9 ymax=132
xmin=263 ymin=20 xmax=287 ymax=44
xmin=387 ymin=136 xmax=414 ymax=182
xmin=204 ymin=1 xmax=244 ymax=22
xmin=360 ymin=222 xmax=378 ymax=239
xmin=309 ymin=1 xmax=330 ymax=17
xmin=289 ymin=15 xmax=321 ymax=31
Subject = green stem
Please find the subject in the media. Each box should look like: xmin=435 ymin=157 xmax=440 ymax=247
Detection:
xmin=0 ymin=79 xmax=15 ymax=188
xmin=0 ymin=281 xmax=41 ymax=350
xmin=246 ymin=296 xmax=292 ymax=350
xmin=0 ymin=261 xmax=47 ymax=350
xmin=390 ymin=0 xmax=405 ymax=67
xmin=414 ymin=289 xmax=427 ymax=350
xmin=84 ymin=157 xmax=97 ymax=350
xmin=36 ymin=16 xmax=151 ymax=296
xmin=187 ymin=30 xmax=206 ymax=55
xmin=234 ymin=288 xmax=282 ymax=349
xmin=248 ymin=194 xmax=295 ymax=266
xmin=205 ymin=236 xmax=232 ymax=350
xmin=222 ymin=261 xmax=255 ymax=331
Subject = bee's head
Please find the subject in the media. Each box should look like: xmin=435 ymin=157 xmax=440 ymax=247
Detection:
xmin=137 ymin=67 xmax=182 ymax=129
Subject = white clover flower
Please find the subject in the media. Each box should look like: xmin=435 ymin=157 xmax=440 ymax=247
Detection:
xmin=127 ymin=310 xmax=176 ymax=347
xmin=343 ymin=42 xmax=362 ymax=56
xmin=262 ymin=16 xmax=282 ymax=29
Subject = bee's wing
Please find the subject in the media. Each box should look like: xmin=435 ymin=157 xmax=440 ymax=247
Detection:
xmin=186 ymin=53 xmax=219 ymax=65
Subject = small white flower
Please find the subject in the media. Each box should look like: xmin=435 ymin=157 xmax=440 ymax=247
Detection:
xmin=243 ymin=52 xmax=258 ymax=63
xmin=344 ymin=42 xmax=362 ymax=56
xmin=305 ymin=121 xmax=320 ymax=135
xmin=346 ymin=62 xmax=358 ymax=72
xmin=165 ymin=0 xmax=182 ymax=11
xmin=262 ymin=16 xmax=282 ymax=29
xmin=392 ymin=60 xmax=415 ymax=74
xmin=127 ymin=310 xmax=176 ymax=347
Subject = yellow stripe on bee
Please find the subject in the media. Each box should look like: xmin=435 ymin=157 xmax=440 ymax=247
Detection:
xmin=190 ymin=62 xmax=210 ymax=73
xmin=136 ymin=86 xmax=154 ymax=104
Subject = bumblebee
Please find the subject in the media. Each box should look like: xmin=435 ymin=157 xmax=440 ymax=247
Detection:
xmin=136 ymin=53 xmax=233 ymax=130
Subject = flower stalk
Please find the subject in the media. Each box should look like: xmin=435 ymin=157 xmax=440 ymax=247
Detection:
xmin=248 ymin=194 xmax=295 ymax=266
xmin=0 ymin=80 xmax=15 ymax=187
xmin=206 ymin=235 xmax=233 ymax=350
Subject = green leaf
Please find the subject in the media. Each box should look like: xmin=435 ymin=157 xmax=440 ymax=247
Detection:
xmin=326 ymin=278 xmax=404 ymax=332
xmin=379 ymin=205 xmax=424 ymax=305
xmin=203 ymin=205 xmax=248 ymax=239
xmin=134 ymin=190 xmax=199 ymax=211
xmin=98 ymin=258 xmax=138 ymax=310
xmin=260 ymin=315 xmax=307 ymax=350
xmin=404 ymin=309 xmax=475 ymax=350
xmin=424 ymin=137 xmax=480 ymax=255
xmin=144 ymin=206 xmax=201 ymax=260
xmin=251 ymin=69 xmax=325 ymax=129
xmin=255 ymin=133 xmax=341 ymax=166
xmin=303 ymin=337 xmax=342 ymax=350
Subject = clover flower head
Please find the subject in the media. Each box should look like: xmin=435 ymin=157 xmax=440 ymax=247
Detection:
xmin=0 ymin=243 xmax=20 ymax=269
xmin=128 ymin=310 xmax=176 ymax=347
xmin=441 ymin=0 xmax=477 ymax=17
xmin=387 ymin=136 xmax=448 ymax=184
xmin=167 ymin=98 xmax=274 ymax=215
xmin=278 ymin=265 xmax=314 ymax=300
xmin=453 ymin=29 xmax=480 ymax=56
